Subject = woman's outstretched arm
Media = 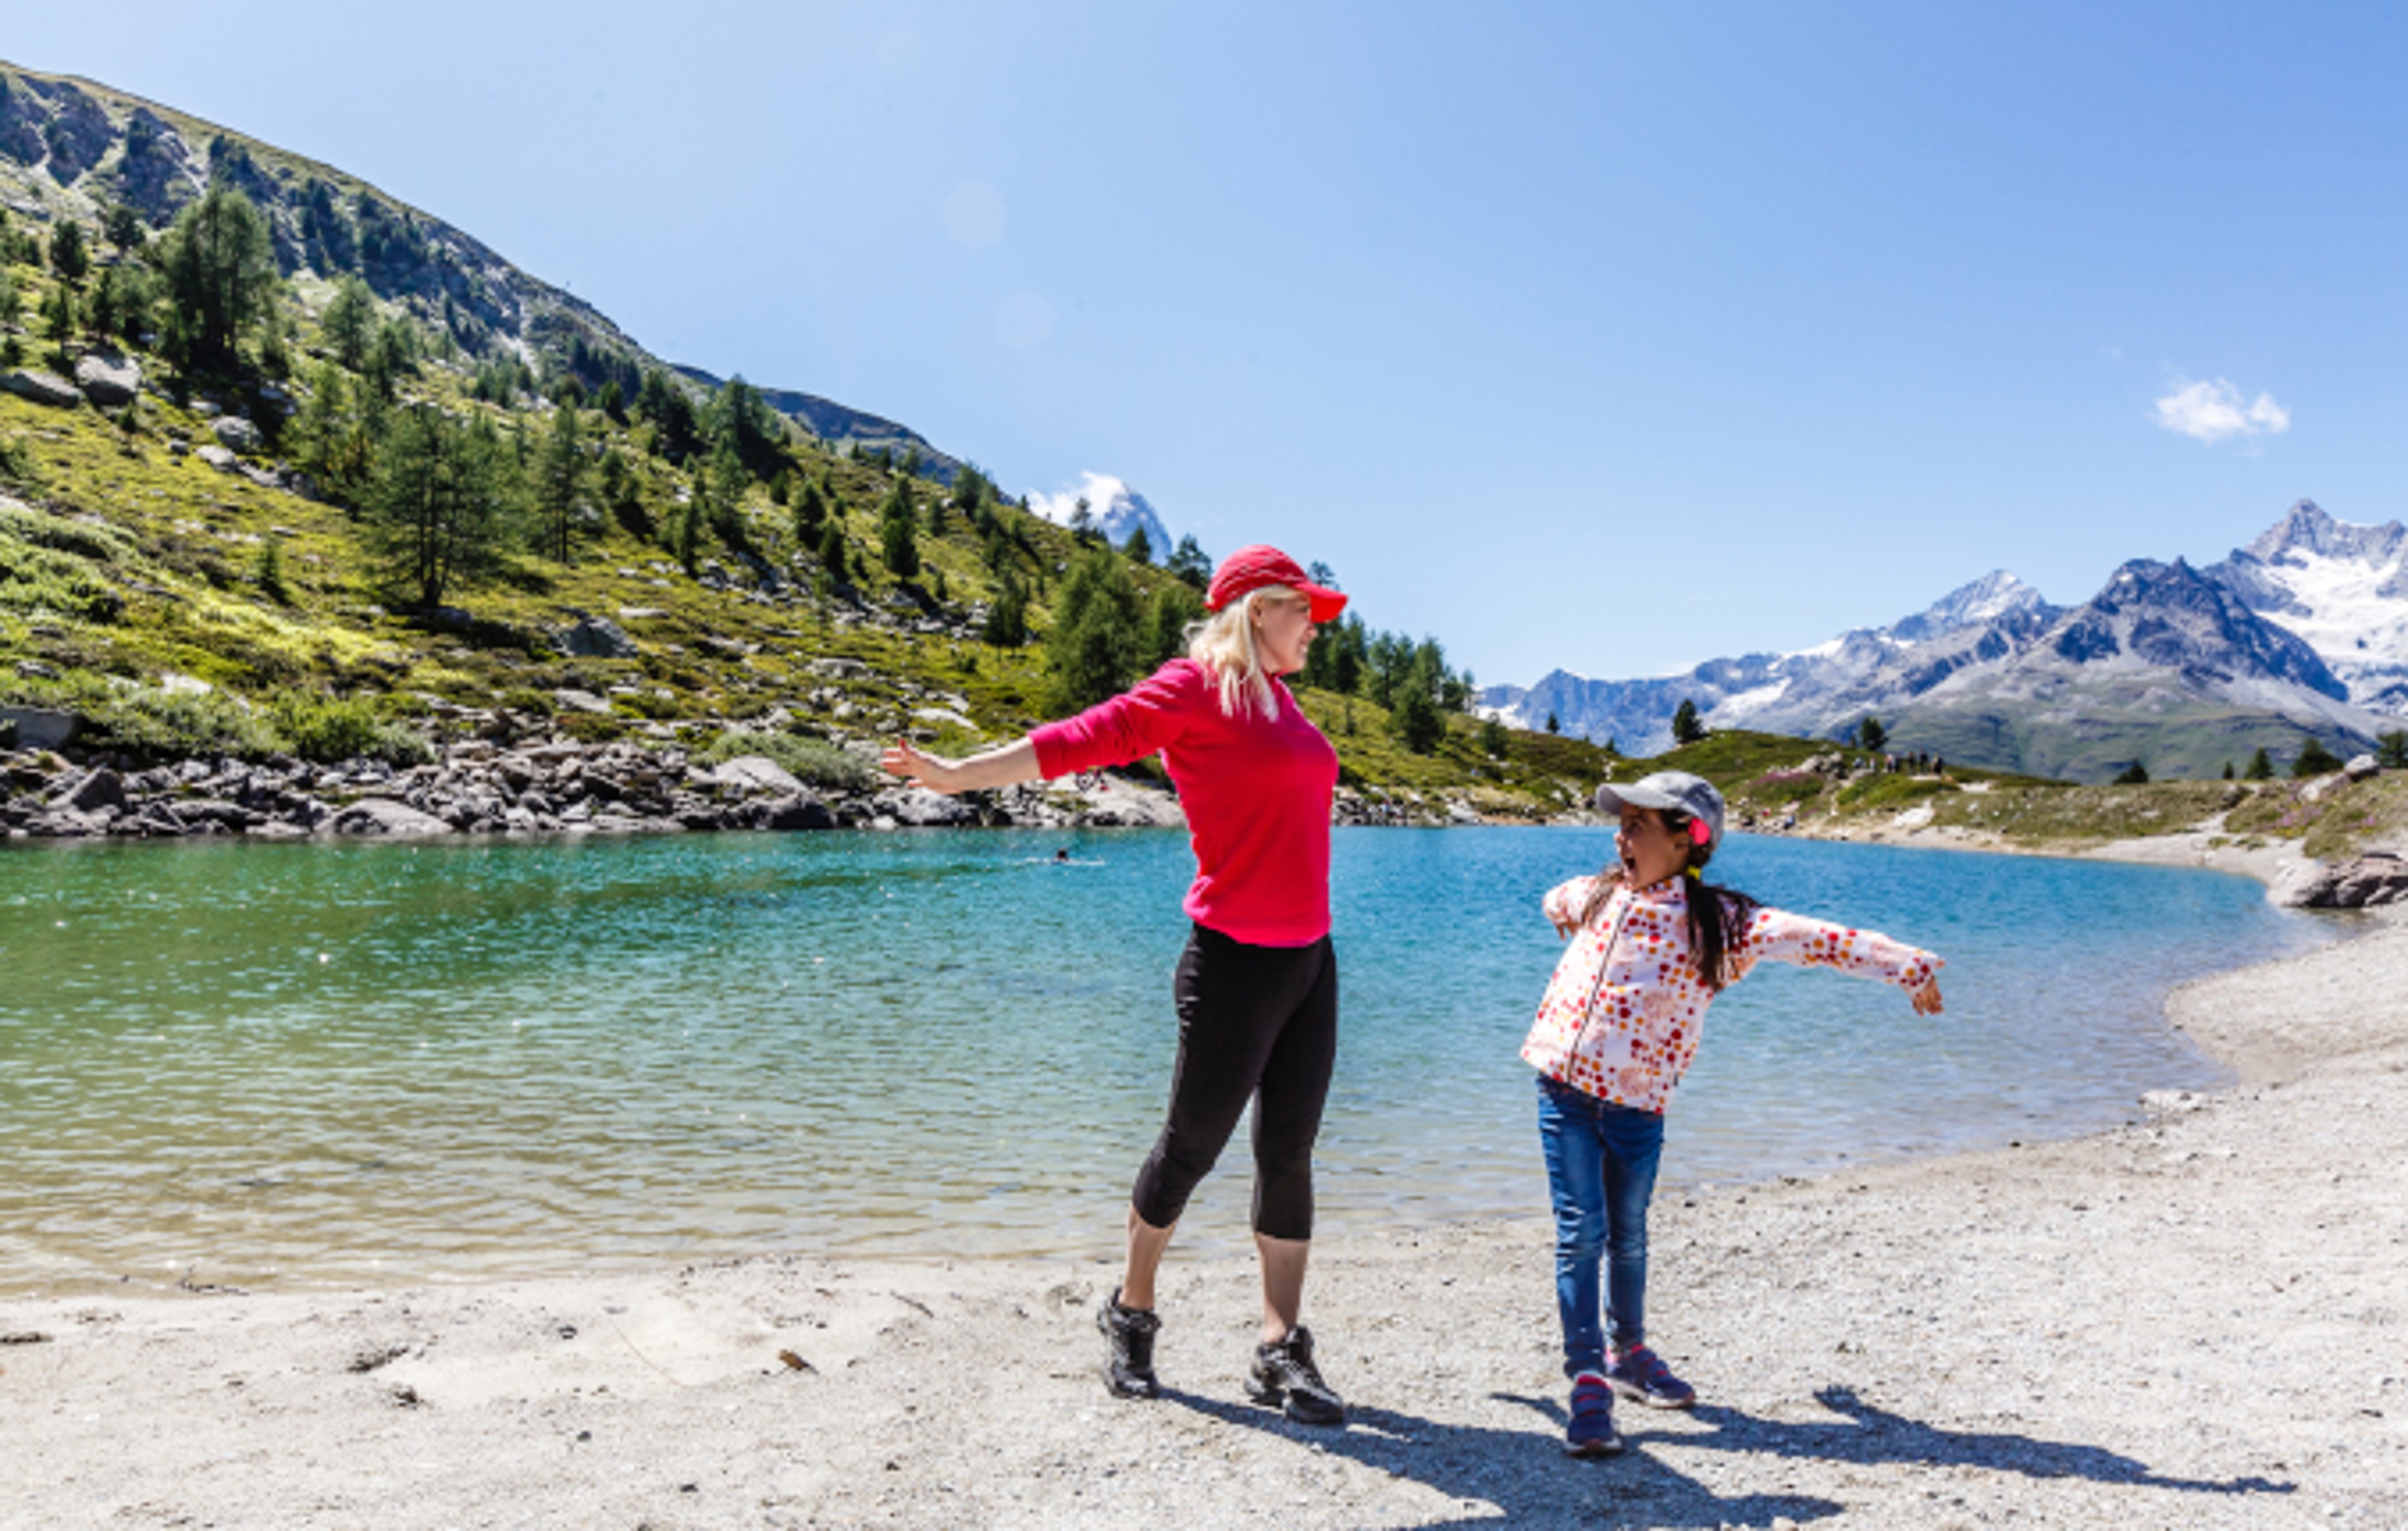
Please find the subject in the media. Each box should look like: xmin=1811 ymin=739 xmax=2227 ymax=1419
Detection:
xmin=880 ymin=737 xmax=1043 ymax=796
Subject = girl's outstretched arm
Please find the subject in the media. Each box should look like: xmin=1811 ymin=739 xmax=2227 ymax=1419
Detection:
xmin=1731 ymin=905 xmax=1945 ymax=1010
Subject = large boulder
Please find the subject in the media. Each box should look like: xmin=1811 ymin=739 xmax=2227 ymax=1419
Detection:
xmin=2281 ymin=852 xmax=2408 ymax=910
xmin=554 ymin=615 xmax=638 ymax=659
xmin=212 ymin=416 xmax=263 ymax=452
xmin=73 ymin=352 xmax=142 ymax=408
xmin=710 ymin=755 xmax=806 ymax=796
xmin=0 ymin=369 xmax=83 ymax=408
xmin=325 ymin=797 xmax=453 ymax=836
xmin=49 ymin=766 xmax=126 ymax=814
xmin=0 ymin=705 xmax=80 ymax=750
xmin=196 ymin=444 xmax=238 ymax=473
xmin=755 ymin=792 xmax=835 ymax=831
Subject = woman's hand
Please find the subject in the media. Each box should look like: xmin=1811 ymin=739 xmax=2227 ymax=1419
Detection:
xmin=878 ymin=735 xmax=1043 ymax=796
xmin=1909 ymin=977 xmax=1945 ymax=1016
xmin=880 ymin=740 xmax=964 ymax=794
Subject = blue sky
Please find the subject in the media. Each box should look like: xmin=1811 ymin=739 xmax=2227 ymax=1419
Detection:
xmin=13 ymin=3 xmax=2408 ymax=685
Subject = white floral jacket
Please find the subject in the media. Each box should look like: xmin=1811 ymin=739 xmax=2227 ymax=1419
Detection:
xmin=1523 ymin=873 xmax=1943 ymax=1114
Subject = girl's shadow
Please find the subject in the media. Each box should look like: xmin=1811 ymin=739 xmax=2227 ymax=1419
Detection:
xmin=1163 ymin=1389 xmax=1836 ymax=1530
xmin=1164 ymin=1382 xmax=2291 ymax=1530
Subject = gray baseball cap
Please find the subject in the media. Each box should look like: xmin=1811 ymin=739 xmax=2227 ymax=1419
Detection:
xmin=1593 ymin=770 xmax=1726 ymax=850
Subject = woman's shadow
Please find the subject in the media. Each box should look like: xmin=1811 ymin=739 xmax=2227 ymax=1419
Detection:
xmin=1165 ymin=1382 xmax=2291 ymax=1530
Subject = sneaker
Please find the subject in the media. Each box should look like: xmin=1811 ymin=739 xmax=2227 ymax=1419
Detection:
xmin=1563 ymin=1371 xmax=1624 ymax=1457
xmin=1096 ymin=1288 xmax=1161 ymax=1399
xmin=1246 ymin=1325 xmax=1346 ymax=1426
xmin=1606 ymin=1342 xmax=1696 ymax=1409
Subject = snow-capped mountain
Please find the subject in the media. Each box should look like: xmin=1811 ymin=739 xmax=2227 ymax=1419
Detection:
xmin=1477 ymin=571 xmax=2057 ymax=754
xmin=1479 ymin=502 xmax=2406 ymax=780
xmin=1026 ymin=472 xmax=1173 ymax=555
xmin=2202 ymin=500 xmax=2408 ymax=715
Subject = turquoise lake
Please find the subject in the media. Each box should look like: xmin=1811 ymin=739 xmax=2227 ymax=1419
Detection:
xmin=0 ymin=828 xmax=2331 ymax=1293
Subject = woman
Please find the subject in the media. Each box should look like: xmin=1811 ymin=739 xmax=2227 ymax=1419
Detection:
xmin=880 ymin=544 xmax=1350 ymax=1426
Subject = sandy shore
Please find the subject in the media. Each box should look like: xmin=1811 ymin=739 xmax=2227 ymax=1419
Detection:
xmin=7 ymin=911 xmax=2405 ymax=1528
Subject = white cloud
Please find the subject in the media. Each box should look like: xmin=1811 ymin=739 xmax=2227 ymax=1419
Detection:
xmin=2152 ymin=377 xmax=2291 ymax=445
xmin=1027 ymin=471 xmax=1127 ymax=527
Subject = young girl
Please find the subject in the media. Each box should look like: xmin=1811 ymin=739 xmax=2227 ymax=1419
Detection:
xmin=1527 ymin=770 xmax=1945 ymax=1457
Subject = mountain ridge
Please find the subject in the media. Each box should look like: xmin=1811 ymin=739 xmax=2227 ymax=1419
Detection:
xmin=0 ymin=58 xmax=972 ymax=476
xmin=1480 ymin=502 xmax=2402 ymax=779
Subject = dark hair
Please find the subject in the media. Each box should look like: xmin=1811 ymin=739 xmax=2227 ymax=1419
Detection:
xmin=1578 ymin=808 xmax=1759 ymax=992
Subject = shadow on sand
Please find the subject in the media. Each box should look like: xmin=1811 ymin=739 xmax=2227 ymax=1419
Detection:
xmin=1166 ymin=1382 xmax=2290 ymax=1530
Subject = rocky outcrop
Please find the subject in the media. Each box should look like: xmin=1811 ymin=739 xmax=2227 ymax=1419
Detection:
xmin=553 ymin=615 xmax=638 ymax=660
xmin=0 ymin=369 xmax=83 ymax=408
xmin=211 ymin=416 xmax=262 ymax=453
xmin=73 ymin=352 xmax=142 ymax=407
xmin=2281 ymin=852 xmax=2408 ymax=910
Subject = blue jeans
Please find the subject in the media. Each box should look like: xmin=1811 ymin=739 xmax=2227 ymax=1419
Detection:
xmin=1536 ymin=1074 xmax=1666 ymax=1379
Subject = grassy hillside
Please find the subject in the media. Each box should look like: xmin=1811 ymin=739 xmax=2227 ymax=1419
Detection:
xmin=0 ymin=239 xmax=1610 ymax=815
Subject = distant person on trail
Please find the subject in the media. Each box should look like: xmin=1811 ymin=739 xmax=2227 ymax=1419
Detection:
xmin=1526 ymin=771 xmax=1946 ymax=1458
xmin=880 ymin=545 xmax=1353 ymax=1426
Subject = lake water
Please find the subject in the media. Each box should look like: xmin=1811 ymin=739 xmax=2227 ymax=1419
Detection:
xmin=0 ymin=828 xmax=2330 ymax=1293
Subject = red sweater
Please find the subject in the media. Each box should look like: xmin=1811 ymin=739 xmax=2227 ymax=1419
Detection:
xmin=1029 ymin=658 xmax=1338 ymax=946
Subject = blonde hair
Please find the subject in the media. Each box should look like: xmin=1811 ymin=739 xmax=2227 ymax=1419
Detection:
xmin=1186 ymin=586 xmax=1302 ymax=719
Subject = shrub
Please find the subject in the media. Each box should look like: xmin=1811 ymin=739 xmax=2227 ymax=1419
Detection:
xmin=272 ymin=693 xmax=433 ymax=766
xmin=1 ymin=673 xmax=282 ymax=760
xmin=696 ymin=728 xmax=879 ymax=792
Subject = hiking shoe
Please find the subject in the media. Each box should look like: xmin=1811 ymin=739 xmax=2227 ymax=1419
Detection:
xmin=1606 ymin=1342 xmax=1696 ymax=1409
xmin=1246 ymin=1325 xmax=1346 ymax=1426
xmin=1096 ymin=1288 xmax=1161 ymax=1399
xmin=1564 ymin=1371 xmax=1625 ymax=1457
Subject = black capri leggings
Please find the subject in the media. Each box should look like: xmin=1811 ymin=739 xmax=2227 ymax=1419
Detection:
xmin=1131 ymin=923 xmax=1339 ymax=1242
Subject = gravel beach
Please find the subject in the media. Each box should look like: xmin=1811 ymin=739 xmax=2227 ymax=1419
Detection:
xmin=5 ymin=908 xmax=2403 ymax=1529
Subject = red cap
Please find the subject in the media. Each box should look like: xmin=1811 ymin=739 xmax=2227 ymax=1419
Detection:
xmin=1205 ymin=545 xmax=1348 ymax=624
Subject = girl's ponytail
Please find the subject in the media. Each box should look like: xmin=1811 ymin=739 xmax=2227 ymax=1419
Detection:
xmin=1668 ymin=810 xmax=1756 ymax=992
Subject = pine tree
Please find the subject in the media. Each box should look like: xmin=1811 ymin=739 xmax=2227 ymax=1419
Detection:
xmin=1480 ymin=717 xmax=1509 ymax=757
xmin=1391 ymin=684 xmax=1445 ymax=754
xmin=704 ymin=438 xmax=749 ymax=552
xmin=362 ymin=406 xmax=509 ymax=607
xmin=1859 ymin=716 xmax=1888 ymax=752
xmin=2243 ymin=746 xmax=2274 ymax=781
xmin=320 ymin=275 xmax=375 ymax=371
xmin=1165 ymin=534 xmax=1211 ymax=590
xmin=1045 ymin=547 xmax=1143 ymax=712
xmin=2293 ymin=737 xmax=2344 ymax=777
xmin=793 ymin=473 xmax=832 ymax=544
xmin=103 ymin=204 xmax=146 ymax=252
xmin=1671 ymin=698 xmax=1706 ymax=745
xmin=48 ymin=219 xmax=88 ymax=286
xmin=2379 ymin=730 xmax=2408 ymax=770
xmin=817 ymin=519 xmax=851 ymax=585
xmin=1141 ymin=582 xmax=1205 ymax=670
xmin=2113 ymin=760 xmax=2150 ymax=785
xmin=1545 ymin=712 xmax=1560 ymax=735
xmin=878 ymin=477 xmax=920 ymax=579
xmin=154 ymin=186 xmax=277 ymax=374
xmin=981 ymin=572 xmax=1028 ymax=647
xmin=532 ymin=402 xmax=589 ymax=562
xmin=254 ymin=536 xmax=290 ymax=604
xmin=1124 ymin=523 xmax=1153 ymax=565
